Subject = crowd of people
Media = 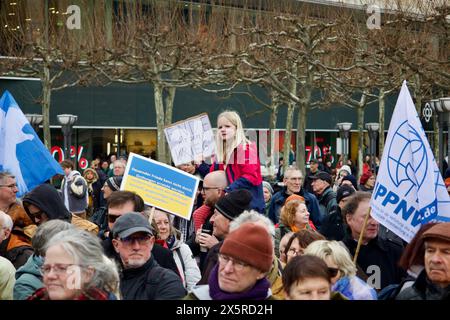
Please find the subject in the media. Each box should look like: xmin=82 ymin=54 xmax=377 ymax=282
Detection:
xmin=0 ymin=110 xmax=449 ymax=301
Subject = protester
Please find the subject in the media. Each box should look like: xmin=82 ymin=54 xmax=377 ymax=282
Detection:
xmin=22 ymin=183 xmax=98 ymax=234
xmin=303 ymin=159 xmax=320 ymax=194
xmin=320 ymin=185 xmax=356 ymax=241
xmin=0 ymin=210 xmax=33 ymax=269
xmin=341 ymin=175 xmax=358 ymax=190
xmin=0 ymin=256 xmax=15 ymax=300
xmin=305 ymin=240 xmax=377 ymax=300
xmin=283 ymin=255 xmax=346 ymax=300
xmin=274 ymin=195 xmax=316 ymax=256
xmin=101 ymin=191 xmax=179 ymax=276
xmin=341 ymin=192 xmax=405 ymax=290
xmin=60 ymin=160 xmax=89 ymax=219
xmin=332 ymin=165 xmax=352 ymax=192
xmin=14 ymin=220 xmax=74 ymax=300
xmin=228 ymin=210 xmax=283 ymax=299
xmin=112 ymin=213 xmax=186 ymax=300
xmin=279 ymin=231 xmax=294 ymax=266
xmin=112 ymin=159 xmax=126 ymax=177
xmin=358 ymin=171 xmax=376 ymax=192
xmin=152 ymin=209 xmax=201 ymax=291
xmin=186 ymin=223 xmax=275 ymax=300
xmin=262 ymin=181 xmax=274 ymax=217
xmin=210 ymin=110 xmax=264 ymax=213
xmin=284 ymin=229 xmax=325 ymax=264
xmin=310 ymin=171 xmax=338 ymax=218
xmin=268 ymin=166 xmax=322 ymax=227
xmin=83 ymin=168 xmax=100 ymax=217
xmin=396 ymin=223 xmax=450 ymax=300
xmin=28 ymin=228 xmax=119 ymax=300
xmin=90 ymin=176 xmax=123 ymax=239
xmin=197 ymin=189 xmax=252 ymax=284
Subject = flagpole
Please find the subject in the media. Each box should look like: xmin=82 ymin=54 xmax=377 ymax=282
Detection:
xmin=353 ymin=206 xmax=372 ymax=264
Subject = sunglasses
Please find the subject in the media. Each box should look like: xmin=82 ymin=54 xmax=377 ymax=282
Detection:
xmin=107 ymin=213 xmax=121 ymax=223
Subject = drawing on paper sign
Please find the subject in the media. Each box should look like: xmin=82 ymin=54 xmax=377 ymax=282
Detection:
xmin=164 ymin=113 xmax=216 ymax=166
xmin=387 ymin=120 xmax=428 ymax=197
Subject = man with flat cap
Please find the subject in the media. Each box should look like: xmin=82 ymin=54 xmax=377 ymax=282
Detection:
xmin=310 ymin=171 xmax=338 ymax=218
xmin=396 ymin=222 xmax=450 ymax=300
xmin=112 ymin=212 xmax=186 ymax=300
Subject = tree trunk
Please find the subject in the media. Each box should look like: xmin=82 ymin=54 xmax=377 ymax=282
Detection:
xmin=283 ymin=63 xmax=297 ymax=173
xmin=164 ymin=87 xmax=176 ymax=164
xmin=283 ymin=104 xmax=295 ymax=173
xmin=357 ymin=92 xmax=368 ymax=179
xmin=414 ymin=74 xmax=422 ymax=113
xmin=378 ymin=88 xmax=385 ymax=158
xmin=42 ymin=65 xmax=52 ymax=150
xmin=269 ymin=101 xmax=279 ymax=176
xmin=296 ymin=103 xmax=307 ymax=174
xmin=154 ymin=84 xmax=167 ymax=163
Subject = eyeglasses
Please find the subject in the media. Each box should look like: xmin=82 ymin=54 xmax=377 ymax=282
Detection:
xmin=120 ymin=235 xmax=152 ymax=246
xmin=201 ymin=186 xmax=221 ymax=193
xmin=107 ymin=213 xmax=121 ymax=223
xmin=40 ymin=263 xmax=82 ymax=276
xmin=287 ymin=248 xmax=303 ymax=256
xmin=0 ymin=183 xmax=18 ymax=190
xmin=218 ymin=253 xmax=250 ymax=271
xmin=328 ymin=267 xmax=340 ymax=278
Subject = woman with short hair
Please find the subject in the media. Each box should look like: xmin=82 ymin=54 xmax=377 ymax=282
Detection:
xmin=28 ymin=228 xmax=119 ymax=300
xmin=304 ymin=240 xmax=377 ymax=300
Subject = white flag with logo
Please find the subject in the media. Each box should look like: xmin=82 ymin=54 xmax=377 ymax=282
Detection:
xmin=371 ymin=81 xmax=450 ymax=242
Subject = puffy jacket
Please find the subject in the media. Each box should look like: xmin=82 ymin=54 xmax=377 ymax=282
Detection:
xmin=14 ymin=254 xmax=43 ymax=300
xmin=171 ymin=238 xmax=201 ymax=292
xmin=211 ymin=142 xmax=264 ymax=213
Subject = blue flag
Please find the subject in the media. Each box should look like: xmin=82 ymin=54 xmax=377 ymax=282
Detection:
xmin=0 ymin=90 xmax=63 ymax=197
xmin=371 ymin=81 xmax=450 ymax=242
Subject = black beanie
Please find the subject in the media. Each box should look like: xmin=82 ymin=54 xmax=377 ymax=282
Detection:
xmin=106 ymin=176 xmax=123 ymax=191
xmin=336 ymin=184 xmax=356 ymax=203
xmin=215 ymin=189 xmax=252 ymax=220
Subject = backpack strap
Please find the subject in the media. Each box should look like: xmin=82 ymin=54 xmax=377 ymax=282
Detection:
xmin=175 ymin=249 xmax=186 ymax=280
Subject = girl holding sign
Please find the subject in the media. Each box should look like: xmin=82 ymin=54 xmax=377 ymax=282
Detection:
xmin=210 ymin=110 xmax=265 ymax=213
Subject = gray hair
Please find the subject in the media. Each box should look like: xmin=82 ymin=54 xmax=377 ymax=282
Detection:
xmin=229 ymin=210 xmax=276 ymax=245
xmin=0 ymin=211 xmax=13 ymax=231
xmin=0 ymin=172 xmax=14 ymax=185
xmin=45 ymin=228 xmax=119 ymax=293
xmin=32 ymin=220 xmax=74 ymax=257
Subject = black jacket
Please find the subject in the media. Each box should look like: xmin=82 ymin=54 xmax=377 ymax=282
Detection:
xmin=120 ymin=256 xmax=186 ymax=300
xmin=396 ymin=270 xmax=450 ymax=300
xmin=342 ymin=233 xmax=406 ymax=290
xmin=102 ymin=235 xmax=180 ymax=277
xmin=22 ymin=184 xmax=72 ymax=222
xmin=197 ymin=241 xmax=223 ymax=285
xmin=320 ymin=206 xmax=345 ymax=241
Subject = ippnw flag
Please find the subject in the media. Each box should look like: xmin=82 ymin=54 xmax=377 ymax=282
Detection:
xmin=371 ymin=81 xmax=450 ymax=242
xmin=0 ymin=90 xmax=63 ymax=197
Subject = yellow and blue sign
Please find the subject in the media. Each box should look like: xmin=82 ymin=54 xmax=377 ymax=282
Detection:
xmin=122 ymin=153 xmax=200 ymax=220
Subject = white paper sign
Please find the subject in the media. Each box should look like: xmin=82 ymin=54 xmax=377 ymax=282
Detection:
xmin=164 ymin=113 xmax=216 ymax=166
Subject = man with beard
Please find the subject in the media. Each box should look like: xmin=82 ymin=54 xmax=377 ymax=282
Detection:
xmin=112 ymin=213 xmax=185 ymax=300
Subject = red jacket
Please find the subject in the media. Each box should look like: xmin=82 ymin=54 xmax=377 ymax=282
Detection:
xmin=211 ymin=142 xmax=265 ymax=213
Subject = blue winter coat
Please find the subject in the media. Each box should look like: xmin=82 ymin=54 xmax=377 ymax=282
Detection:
xmin=14 ymin=254 xmax=44 ymax=300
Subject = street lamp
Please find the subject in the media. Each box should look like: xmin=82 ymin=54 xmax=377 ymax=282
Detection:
xmin=337 ymin=122 xmax=352 ymax=164
xmin=366 ymin=122 xmax=379 ymax=173
xmin=25 ymin=113 xmax=43 ymax=133
xmin=57 ymin=114 xmax=78 ymax=161
xmin=430 ymin=98 xmax=450 ymax=174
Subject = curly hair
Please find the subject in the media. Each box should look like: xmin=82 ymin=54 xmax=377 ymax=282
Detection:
xmin=280 ymin=199 xmax=304 ymax=227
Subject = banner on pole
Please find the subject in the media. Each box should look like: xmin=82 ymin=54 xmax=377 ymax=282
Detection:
xmin=371 ymin=81 xmax=450 ymax=242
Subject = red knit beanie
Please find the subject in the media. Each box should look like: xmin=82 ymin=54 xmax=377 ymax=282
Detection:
xmin=220 ymin=223 xmax=273 ymax=273
xmin=359 ymin=171 xmax=373 ymax=185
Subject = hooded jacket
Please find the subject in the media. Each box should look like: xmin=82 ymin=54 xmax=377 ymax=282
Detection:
xmin=22 ymin=184 xmax=72 ymax=222
xmin=14 ymin=254 xmax=43 ymax=300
